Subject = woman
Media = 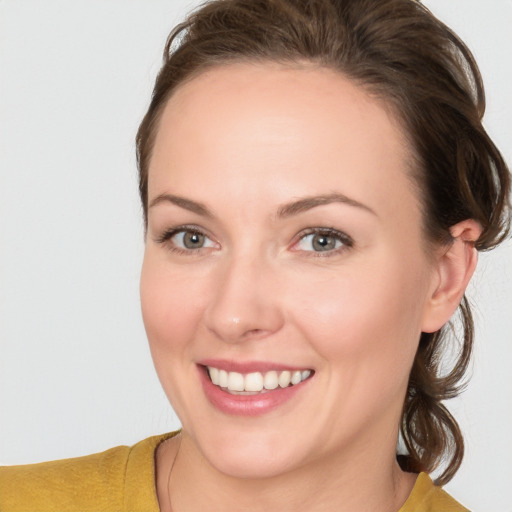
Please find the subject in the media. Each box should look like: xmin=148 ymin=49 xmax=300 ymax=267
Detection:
xmin=1 ymin=0 xmax=510 ymax=510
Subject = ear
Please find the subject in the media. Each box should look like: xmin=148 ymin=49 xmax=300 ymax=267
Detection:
xmin=421 ymin=219 xmax=482 ymax=333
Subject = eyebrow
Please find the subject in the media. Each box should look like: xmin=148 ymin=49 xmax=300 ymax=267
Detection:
xmin=277 ymin=193 xmax=377 ymax=218
xmin=148 ymin=192 xmax=377 ymax=219
xmin=149 ymin=193 xmax=214 ymax=218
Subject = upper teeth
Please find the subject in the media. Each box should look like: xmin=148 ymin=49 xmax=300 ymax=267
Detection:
xmin=207 ymin=366 xmax=312 ymax=393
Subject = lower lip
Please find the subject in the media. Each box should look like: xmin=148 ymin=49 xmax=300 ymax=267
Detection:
xmin=198 ymin=366 xmax=311 ymax=417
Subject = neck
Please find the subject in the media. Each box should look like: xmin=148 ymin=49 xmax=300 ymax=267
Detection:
xmin=160 ymin=428 xmax=416 ymax=512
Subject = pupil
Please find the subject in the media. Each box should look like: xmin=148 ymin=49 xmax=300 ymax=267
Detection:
xmin=184 ymin=232 xmax=204 ymax=249
xmin=313 ymin=234 xmax=335 ymax=251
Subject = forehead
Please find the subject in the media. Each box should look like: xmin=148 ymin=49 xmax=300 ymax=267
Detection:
xmin=149 ymin=62 xmax=420 ymax=224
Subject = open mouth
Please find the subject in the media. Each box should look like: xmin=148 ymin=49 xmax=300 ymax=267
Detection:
xmin=205 ymin=365 xmax=314 ymax=395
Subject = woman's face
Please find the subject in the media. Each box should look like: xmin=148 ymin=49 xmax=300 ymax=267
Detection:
xmin=141 ymin=63 xmax=439 ymax=478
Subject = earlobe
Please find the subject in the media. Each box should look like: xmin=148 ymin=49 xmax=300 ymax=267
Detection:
xmin=421 ymin=220 xmax=482 ymax=333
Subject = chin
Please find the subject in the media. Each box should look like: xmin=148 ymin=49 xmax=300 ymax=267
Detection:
xmin=191 ymin=425 xmax=305 ymax=479
xmin=209 ymin=450 xmax=299 ymax=480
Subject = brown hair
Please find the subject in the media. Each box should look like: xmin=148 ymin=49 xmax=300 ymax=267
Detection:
xmin=136 ymin=0 xmax=511 ymax=484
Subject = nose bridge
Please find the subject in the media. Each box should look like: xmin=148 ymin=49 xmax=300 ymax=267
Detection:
xmin=204 ymin=248 xmax=284 ymax=342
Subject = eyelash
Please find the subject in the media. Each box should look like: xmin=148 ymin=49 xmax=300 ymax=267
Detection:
xmin=154 ymin=225 xmax=354 ymax=257
xmin=293 ymin=227 xmax=354 ymax=257
xmin=155 ymin=225 xmax=213 ymax=257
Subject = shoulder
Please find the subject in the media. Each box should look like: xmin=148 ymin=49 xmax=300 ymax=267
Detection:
xmin=0 ymin=444 xmax=130 ymax=512
xmin=0 ymin=432 xmax=178 ymax=512
xmin=399 ymin=473 xmax=470 ymax=512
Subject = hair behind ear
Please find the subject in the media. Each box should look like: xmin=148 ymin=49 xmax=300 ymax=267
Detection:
xmin=400 ymin=220 xmax=481 ymax=484
xmin=401 ymin=295 xmax=473 ymax=484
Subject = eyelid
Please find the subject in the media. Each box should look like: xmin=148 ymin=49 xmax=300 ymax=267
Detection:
xmin=291 ymin=227 xmax=354 ymax=255
xmin=154 ymin=224 xmax=353 ymax=257
xmin=154 ymin=224 xmax=219 ymax=252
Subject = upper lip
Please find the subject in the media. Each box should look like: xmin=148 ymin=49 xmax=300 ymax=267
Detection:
xmin=198 ymin=359 xmax=312 ymax=374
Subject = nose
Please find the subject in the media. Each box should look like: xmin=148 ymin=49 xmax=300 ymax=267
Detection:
xmin=203 ymin=254 xmax=285 ymax=344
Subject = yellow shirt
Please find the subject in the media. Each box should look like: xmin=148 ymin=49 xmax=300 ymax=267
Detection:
xmin=0 ymin=431 xmax=469 ymax=512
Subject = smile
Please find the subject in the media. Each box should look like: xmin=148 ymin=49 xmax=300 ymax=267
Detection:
xmin=207 ymin=366 xmax=312 ymax=394
xmin=198 ymin=362 xmax=315 ymax=416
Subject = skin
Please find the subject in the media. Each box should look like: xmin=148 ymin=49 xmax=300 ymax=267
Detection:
xmin=140 ymin=63 xmax=480 ymax=512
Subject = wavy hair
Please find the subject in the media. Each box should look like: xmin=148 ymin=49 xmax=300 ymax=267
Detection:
xmin=136 ymin=0 xmax=511 ymax=484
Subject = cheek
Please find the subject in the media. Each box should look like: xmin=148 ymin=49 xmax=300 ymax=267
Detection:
xmin=289 ymin=259 xmax=428 ymax=373
xmin=288 ymin=261 xmax=430 ymax=433
xmin=140 ymin=251 xmax=207 ymax=362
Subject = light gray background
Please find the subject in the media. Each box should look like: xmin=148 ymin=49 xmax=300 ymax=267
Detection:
xmin=0 ymin=1 xmax=510 ymax=510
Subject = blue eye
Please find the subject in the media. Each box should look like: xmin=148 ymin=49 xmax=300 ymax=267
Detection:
xmin=296 ymin=229 xmax=352 ymax=253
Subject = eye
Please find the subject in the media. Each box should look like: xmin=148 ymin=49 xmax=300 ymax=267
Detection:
xmin=174 ymin=231 xmax=213 ymax=249
xmin=155 ymin=226 xmax=217 ymax=254
xmin=295 ymin=228 xmax=353 ymax=254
